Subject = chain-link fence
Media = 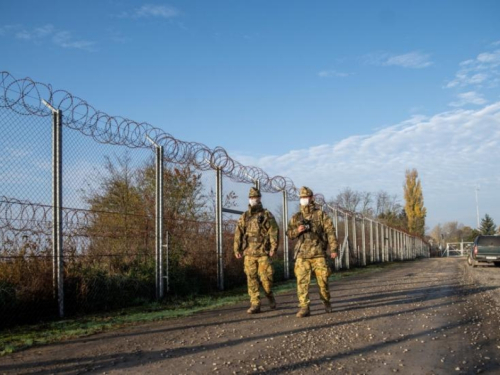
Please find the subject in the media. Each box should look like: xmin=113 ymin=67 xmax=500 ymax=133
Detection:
xmin=0 ymin=71 xmax=429 ymax=328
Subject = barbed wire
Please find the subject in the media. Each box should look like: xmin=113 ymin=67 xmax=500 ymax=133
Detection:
xmin=0 ymin=71 xmax=420 ymax=238
xmin=0 ymin=194 xmax=415 ymax=243
xmin=0 ymin=71 xmax=303 ymax=197
xmin=0 ymin=196 xmax=228 ymax=233
xmin=0 ymin=197 xmax=237 ymax=258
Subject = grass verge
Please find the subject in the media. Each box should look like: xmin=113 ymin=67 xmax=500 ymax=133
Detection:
xmin=1 ymin=260 xmax=400 ymax=355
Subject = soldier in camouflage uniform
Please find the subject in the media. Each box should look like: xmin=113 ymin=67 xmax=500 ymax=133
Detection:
xmin=287 ymin=186 xmax=338 ymax=318
xmin=234 ymin=187 xmax=280 ymax=314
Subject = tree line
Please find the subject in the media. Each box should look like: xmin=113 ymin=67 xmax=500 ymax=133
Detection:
xmin=328 ymin=168 xmax=426 ymax=237
xmin=1 ymin=155 xmax=427 ymax=326
xmin=429 ymin=213 xmax=499 ymax=247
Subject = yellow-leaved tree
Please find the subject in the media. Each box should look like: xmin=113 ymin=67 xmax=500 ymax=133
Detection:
xmin=403 ymin=168 xmax=426 ymax=236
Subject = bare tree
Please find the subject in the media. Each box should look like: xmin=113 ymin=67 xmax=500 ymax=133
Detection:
xmin=375 ymin=190 xmax=401 ymax=216
xmin=360 ymin=191 xmax=373 ymax=217
xmin=334 ymin=187 xmax=361 ymax=212
xmin=430 ymin=221 xmax=476 ymax=245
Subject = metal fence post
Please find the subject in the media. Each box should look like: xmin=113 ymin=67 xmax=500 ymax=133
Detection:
xmin=379 ymin=225 xmax=382 ymax=262
xmin=333 ymin=209 xmax=339 ymax=270
xmin=156 ymin=145 xmax=164 ymax=299
xmin=391 ymin=228 xmax=396 ymax=261
xmin=405 ymin=233 xmax=407 ymax=260
xmin=369 ymin=219 xmax=373 ymax=264
xmin=384 ymin=225 xmax=388 ymax=262
xmin=216 ymin=167 xmax=224 ymax=290
xmin=401 ymin=232 xmax=404 ymax=260
xmin=386 ymin=226 xmax=390 ymax=262
xmin=390 ymin=228 xmax=394 ymax=261
xmin=383 ymin=225 xmax=387 ymax=262
xmin=407 ymin=234 xmax=410 ymax=260
xmin=44 ymin=100 xmax=64 ymax=318
xmin=407 ymin=233 xmax=410 ymax=260
xmin=411 ymin=235 xmax=414 ymax=259
xmin=396 ymin=231 xmax=399 ymax=260
xmin=386 ymin=227 xmax=390 ymax=261
xmin=345 ymin=212 xmax=350 ymax=269
xmin=400 ymin=232 xmax=403 ymax=259
xmin=55 ymin=108 xmax=63 ymax=318
xmin=334 ymin=209 xmax=339 ymax=238
xmin=146 ymin=136 xmax=165 ymax=300
xmin=282 ymin=190 xmax=289 ymax=279
xmin=405 ymin=234 xmax=408 ymax=259
xmin=408 ymin=234 xmax=411 ymax=259
xmin=403 ymin=233 xmax=406 ymax=259
xmin=165 ymin=231 xmax=170 ymax=292
xmin=403 ymin=232 xmax=406 ymax=260
xmin=352 ymin=216 xmax=357 ymax=265
xmin=361 ymin=218 xmax=366 ymax=266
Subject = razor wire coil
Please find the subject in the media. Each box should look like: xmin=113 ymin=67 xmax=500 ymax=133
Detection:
xmin=1 ymin=71 xmax=304 ymax=197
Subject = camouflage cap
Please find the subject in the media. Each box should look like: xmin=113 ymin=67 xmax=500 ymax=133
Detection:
xmin=299 ymin=186 xmax=313 ymax=198
xmin=249 ymin=187 xmax=262 ymax=198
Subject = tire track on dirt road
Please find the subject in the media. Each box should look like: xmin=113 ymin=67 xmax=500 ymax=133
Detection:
xmin=1 ymin=258 xmax=500 ymax=374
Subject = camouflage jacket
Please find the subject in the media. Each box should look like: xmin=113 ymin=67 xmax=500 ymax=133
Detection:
xmin=286 ymin=203 xmax=338 ymax=259
xmin=234 ymin=203 xmax=280 ymax=257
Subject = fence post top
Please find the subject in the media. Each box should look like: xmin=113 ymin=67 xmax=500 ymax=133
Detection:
xmin=41 ymin=99 xmax=57 ymax=113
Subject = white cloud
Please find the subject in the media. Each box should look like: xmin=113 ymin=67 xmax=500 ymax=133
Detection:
xmin=384 ymin=51 xmax=433 ymax=68
xmin=118 ymin=4 xmax=180 ymax=19
xmin=237 ymin=102 xmax=500 ymax=229
xmin=15 ymin=30 xmax=32 ymax=40
xmin=107 ymin=29 xmax=131 ymax=44
xmin=446 ymin=49 xmax=500 ymax=89
xmin=477 ymin=50 xmax=500 ymax=63
xmin=0 ymin=25 xmax=20 ymax=36
xmin=365 ymin=51 xmax=433 ymax=69
xmin=34 ymin=24 xmax=55 ymax=38
xmin=52 ymin=31 xmax=96 ymax=51
xmin=318 ymin=70 xmax=352 ymax=78
xmin=449 ymin=91 xmax=487 ymax=107
xmin=0 ymin=24 xmax=95 ymax=51
xmin=5 ymin=147 xmax=32 ymax=158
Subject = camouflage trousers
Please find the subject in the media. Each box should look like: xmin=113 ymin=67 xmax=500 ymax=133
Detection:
xmin=244 ymin=255 xmax=274 ymax=306
xmin=294 ymin=257 xmax=331 ymax=307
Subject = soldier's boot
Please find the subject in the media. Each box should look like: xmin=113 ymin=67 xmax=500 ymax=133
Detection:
xmin=247 ymin=304 xmax=261 ymax=314
xmin=296 ymin=306 xmax=310 ymax=318
xmin=267 ymin=295 xmax=276 ymax=310
xmin=324 ymin=301 xmax=332 ymax=313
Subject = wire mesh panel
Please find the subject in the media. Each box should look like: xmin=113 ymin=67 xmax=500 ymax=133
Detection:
xmin=62 ymin=125 xmax=157 ymax=315
xmin=0 ymin=104 xmax=56 ymax=327
xmin=164 ymin=167 xmax=218 ymax=295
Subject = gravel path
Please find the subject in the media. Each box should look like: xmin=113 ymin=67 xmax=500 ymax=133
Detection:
xmin=1 ymin=257 xmax=500 ymax=374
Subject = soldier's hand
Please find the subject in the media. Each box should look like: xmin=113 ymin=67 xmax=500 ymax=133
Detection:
xmin=298 ymin=225 xmax=306 ymax=233
xmin=235 ymin=253 xmax=242 ymax=259
xmin=269 ymin=250 xmax=275 ymax=257
xmin=330 ymin=252 xmax=338 ymax=259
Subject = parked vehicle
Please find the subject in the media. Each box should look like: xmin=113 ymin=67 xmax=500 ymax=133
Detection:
xmin=467 ymin=235 xmax=500 ymax=267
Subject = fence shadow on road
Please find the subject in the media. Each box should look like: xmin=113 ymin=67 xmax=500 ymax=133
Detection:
xmin=4 ymin=281 xmax=493 ymax=375
xmin=2 ymin=280 xmax=496 ymax=362
xmin=0 ymin=301 xmax=471 ymax=374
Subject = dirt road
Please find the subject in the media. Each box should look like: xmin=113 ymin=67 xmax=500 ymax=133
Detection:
xmin=1 ymin=258 xmax=500 ymax=374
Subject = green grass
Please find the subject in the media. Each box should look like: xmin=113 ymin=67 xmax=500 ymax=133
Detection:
xmin=0 ymin=261 xmax=399 ymax=355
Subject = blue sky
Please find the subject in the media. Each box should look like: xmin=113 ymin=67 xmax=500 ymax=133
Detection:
xmin=1 ymin=0 xmax=500 ymax=231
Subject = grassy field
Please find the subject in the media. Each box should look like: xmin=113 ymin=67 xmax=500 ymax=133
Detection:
xmin=0 ymin=261 xmax=399 ymax=355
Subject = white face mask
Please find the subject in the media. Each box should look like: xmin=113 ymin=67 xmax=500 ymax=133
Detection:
xmin=300 ymin=198 xmax=310 ymax=206
xmin=249 ymin=198 xmax=259 ymax=206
